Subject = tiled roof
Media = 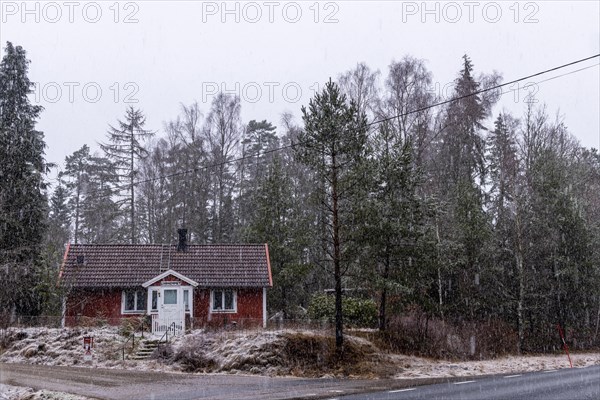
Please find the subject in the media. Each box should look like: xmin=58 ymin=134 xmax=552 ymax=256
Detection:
xmin=59 ymin=244 xmax=272 ymax=288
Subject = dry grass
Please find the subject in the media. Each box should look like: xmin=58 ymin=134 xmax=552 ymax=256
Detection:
xmin=353 ymin=314 xmax=519 ymax=361
xmin=168 ymin=330 xmax=395 ymax=378
xmin=278 ymin=332 xmax=393 ymax=377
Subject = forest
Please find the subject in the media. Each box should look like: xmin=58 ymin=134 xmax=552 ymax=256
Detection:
xmin=2 ymin=41 xmax=600 ymax=354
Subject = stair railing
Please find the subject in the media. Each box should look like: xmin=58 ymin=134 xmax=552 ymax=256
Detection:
xmin=120 ymin=334 xmax=135 ymax=361
xmin=157 ymin=322 xmax=176 ymax=353
xmin=119 ymin=317 xmax=150 ymax=361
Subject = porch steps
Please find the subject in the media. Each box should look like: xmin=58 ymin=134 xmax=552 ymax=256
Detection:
xmin=128 ymin=339 xmax=161 ymax=360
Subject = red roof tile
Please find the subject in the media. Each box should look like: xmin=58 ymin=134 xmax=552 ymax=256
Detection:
xmin=59 ymin=244 xmax=272 ymax=288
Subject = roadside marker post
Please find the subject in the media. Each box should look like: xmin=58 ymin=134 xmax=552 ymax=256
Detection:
xmin=83 ymin=336 xmax=94 ymax=362
xmin=556 ymin=324 xmax=573 ymax=368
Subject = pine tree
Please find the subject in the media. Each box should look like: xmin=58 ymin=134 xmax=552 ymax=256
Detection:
xmin=0 ymin=42 xmax=49 ymax=317
xmin=60 ymin=145 xmax=91 ymax=244
xmin=100 ymin=107 xmax=154 ymax=244
xmin=297 ymin=79 xmax=368 ymax=352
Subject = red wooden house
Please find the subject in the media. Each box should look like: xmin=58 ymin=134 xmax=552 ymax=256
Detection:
xmin=59 ymin=230 xmax=272 ymax=334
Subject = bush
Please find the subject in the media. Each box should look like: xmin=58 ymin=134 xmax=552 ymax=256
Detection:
xmin=308 ymin=294 xmax=378 ymax=328
xmin=173 ymin=336 xmax=216 ymax=372
xmin=152 ymin=343 xmax=175 ymax=361
xmin=354 ymin=306 xmax=519 ymax=360
xmin=118 ymin=316 xmax=148 ymax=337
xmin=0 ymin=330 xmax=27 ymax=352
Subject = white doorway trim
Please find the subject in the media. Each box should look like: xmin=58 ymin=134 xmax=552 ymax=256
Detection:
xmin=143 ymin=270 xmax=198 ymax=335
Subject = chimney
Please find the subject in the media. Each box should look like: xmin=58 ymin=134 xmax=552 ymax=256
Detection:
xmin=177 ymin=228 xmax=188 ymax=252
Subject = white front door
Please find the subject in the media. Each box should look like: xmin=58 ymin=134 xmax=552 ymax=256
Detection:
xmin=157 ymin=287 xmax=184 ymax=335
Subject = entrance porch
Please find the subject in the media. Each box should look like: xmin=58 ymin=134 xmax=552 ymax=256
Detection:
xmin=142 ymin=269 xmax=198 ymax=335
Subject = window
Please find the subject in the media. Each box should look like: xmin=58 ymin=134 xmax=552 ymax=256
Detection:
xmin=123 ymin=289 xmax=146 ymax=313
xmin=163 ymin=289 xmax=177 ymax=305
xmin=183 ymin=289 xmax=190 ymax=312
xmin=211 ymin=289 xmax=236 ymax=312
xmin=151 ymin=290 xmax=158 ymax=311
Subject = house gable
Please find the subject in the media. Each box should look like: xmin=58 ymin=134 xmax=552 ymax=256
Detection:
xmin=142 ymin=269 xmax=199 ymax=288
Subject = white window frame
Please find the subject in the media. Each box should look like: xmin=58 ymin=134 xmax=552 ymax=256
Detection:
xmin=121 ymin=289 xmax=147 ymax=314
xmin=182 ymin=287 xmax=193 ymax=315
xmin=210 ymin=289 xmax=237 ymax=313
xmin=147 ymin=288 xmax=159 ymax=313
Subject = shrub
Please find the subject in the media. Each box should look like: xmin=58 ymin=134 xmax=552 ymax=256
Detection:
xmin=0 ymin=330 xmax=27 ymax=352
xmin=172 ymin=336 xmax=216 ymax=372
xmin=152 ymin=343 xmax=174 ymax=361
xmin=118 ymin=316 xmax=148 ymax=337
xmin=354 ymin=306 xmax=519 ymax=360
xmin=308 ymin=294 xmax=378 ymax=328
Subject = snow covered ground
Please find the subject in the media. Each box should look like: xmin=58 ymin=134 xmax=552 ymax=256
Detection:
xmin=0 ymin=383 xmax=90 ymax=400
xmin=390 ymin=352 xmax=600 ymax=379
xmin=1 ymin=327 xmax=599 ymax=380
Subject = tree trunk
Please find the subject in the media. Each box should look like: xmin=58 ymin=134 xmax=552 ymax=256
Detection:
xmin=74 ymin=175 xmax=81 ymax=244
xmin=331 ymin=151 xmax=343 ymax=353
xmin=515 ymin=211 xmax=525 ymax=354
xmin=130 ymin=125 xmax=136 ymax=244
xmin=435 ymin=219 xmax=443 ymax=317
xmin=379 ymin=252 xmax=390 ymax=331
xmin=516 ymin=252 xmax=525 ymax=354
xmin=593 ymin=295 xmax=600 ymax=342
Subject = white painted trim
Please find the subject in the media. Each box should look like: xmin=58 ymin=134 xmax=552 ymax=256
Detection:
xmin=147 ymin=287 xmax=161 ymax=314
xmin=262 ymin=287 xmax=267 ymax=328
xmin=121 ymin=289 xmax=146 ymax=314
xmin=61 ymin=297 xmax=66 ymax=328
xmin=141 ymin=269 xmax=199 ymax=288
xmin=156 ymin=286 xmax=185 ymax=335
xmin=209 ymin=289 xmax=237 ymax=313
xmin=182 ymin=287 xmax=193 ymax=316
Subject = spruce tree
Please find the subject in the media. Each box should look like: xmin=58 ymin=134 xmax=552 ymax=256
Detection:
xmin=79 ymin=155 xmax=122 ymax=243
xmin=100 ymin=107 xmax=154 ymax=244
xmin=0 ymin=42 xmax=49 ymax=317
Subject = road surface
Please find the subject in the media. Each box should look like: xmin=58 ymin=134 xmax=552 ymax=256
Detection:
xmin=0 ymin=362 xmax=454 ymax=400
xmin=2 ymin=362 xmax=598 ymax=399
xmin=335 ymin=365 xmax=600 ymax=400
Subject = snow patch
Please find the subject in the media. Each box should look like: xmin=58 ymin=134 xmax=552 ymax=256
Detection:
xmin=0 ymin=384 xmax=90 ymax=400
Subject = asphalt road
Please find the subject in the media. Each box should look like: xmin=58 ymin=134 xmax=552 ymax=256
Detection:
xmin=0 ymin=362 xmax=454 ymax=400
xmin=334 ymin=365 xmax=600 ymax=400
xmin=1 ymin=362 xmax=598 ymax=400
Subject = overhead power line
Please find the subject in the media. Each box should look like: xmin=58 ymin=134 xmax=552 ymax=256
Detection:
xmin=33 ymin=53 xmax=598 ymax=205
xmin=369 ymin=54 xmax=600 ymax=127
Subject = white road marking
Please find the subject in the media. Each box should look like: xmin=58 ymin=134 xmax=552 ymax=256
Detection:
xmin=504 ymin=374 xmax=522 ymax=378
xmin=454 ymin=380 xmax=476 ymax=385
xmin=329 ymin=390 xmax=344 ymax=393
xmin=389 ymin=388 xmax=417 ymax=393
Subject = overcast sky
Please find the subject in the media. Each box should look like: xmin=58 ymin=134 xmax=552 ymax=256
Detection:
xmin=1 ymin=0 xmax=598 ymax=180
